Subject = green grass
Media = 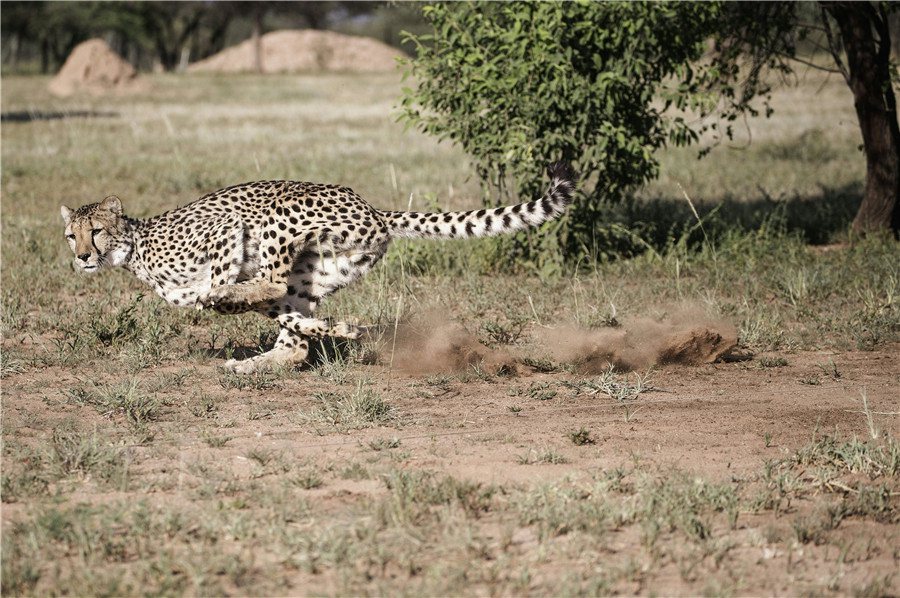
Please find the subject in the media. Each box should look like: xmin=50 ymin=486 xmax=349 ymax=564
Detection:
xmin=218 ymin=369 xmax=285 ymax=391
xmin=291 ymin=469 xmax=325 ymax=490
xmin=48 ymin=425 xmax=130 ymax=483
xmin=68 ymin=378 xmax=160 ymax=426
xmin=299 ymin=381 xmax=396 ymax=431
xmin=0 ymin=423 xmax=132 ymax=501
xmin=2 ymin=73 xmax=896 ymax=371
xmin=568 ymin=427 xmax=596 ymax=446
xmin=563 ymin=367 xmax=657 ymax=401
xmin=516 ymin=447 xmax=570 ymax=465
xmin=2 ymin=427 xmax=896 ymax=595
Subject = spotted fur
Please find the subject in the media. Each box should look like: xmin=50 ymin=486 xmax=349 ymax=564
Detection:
xmin=61 ymin=162 xmax=576 ymax=372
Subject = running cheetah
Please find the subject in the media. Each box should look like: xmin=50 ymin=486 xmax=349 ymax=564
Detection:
xmin=61 ymin=162 xmax=576 ymax=372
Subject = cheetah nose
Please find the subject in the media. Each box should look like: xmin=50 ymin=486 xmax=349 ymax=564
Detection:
xmin=77 ymin=253 xmax=91 ymax=262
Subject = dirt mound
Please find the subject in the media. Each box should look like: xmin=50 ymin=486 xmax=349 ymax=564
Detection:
xmin=188 ymin=29 xmax=404 ymax=74
xmin=542 ymin=307 xmax=738 ymax=372
xmin=48 ymin=39 xmax=139 ymax=97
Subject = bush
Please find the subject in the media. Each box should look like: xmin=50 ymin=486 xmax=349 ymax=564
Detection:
xmin=401 ymin=1 xmax=719 ymax=267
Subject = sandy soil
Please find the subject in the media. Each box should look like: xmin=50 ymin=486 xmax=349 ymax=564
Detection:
xmin=98 ymin=347 xmax=895 ymax=483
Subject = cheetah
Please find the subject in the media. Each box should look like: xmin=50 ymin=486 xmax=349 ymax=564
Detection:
xmin=61 ymin=162 xmax=576 ymax=373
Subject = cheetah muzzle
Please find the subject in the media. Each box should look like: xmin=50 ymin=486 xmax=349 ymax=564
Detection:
xmin=61 ymin=163 xmax=577 ymax=373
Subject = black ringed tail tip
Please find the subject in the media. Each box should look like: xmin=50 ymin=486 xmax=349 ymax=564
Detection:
xmin=383 ymin=160 xmax=578 ymax=240
xmin=547 ymin=161 xmax=577 ymax=185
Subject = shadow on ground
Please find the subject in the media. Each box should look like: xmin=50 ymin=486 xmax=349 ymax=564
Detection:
xmin=586 ymin=182 xmax=862 ymax=258
xmin=1 ymin=110 xmax=119 ymax=123
xmin=201 ymin=336 xmax=362 ymax=369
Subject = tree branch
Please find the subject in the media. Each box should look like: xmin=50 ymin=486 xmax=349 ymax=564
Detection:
xmin=819 ymin=4 xmax=850 ymax=83
xmin=779 ymin=51 xmax=844 ymax=74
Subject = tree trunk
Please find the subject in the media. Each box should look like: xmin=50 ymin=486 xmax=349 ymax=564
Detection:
xmin=6 ymin=33 xmax=20 ymax=72
xmin=40 ymin=38 xmax=49 ymax=73
xmin=207 ymin=15 xmax=233 ymax=57
xmin=156 ymin=39 xmax=177 ymax=72
xmin=824 ymin=2 xmax=900 ymax=235
xmin=252 ymin=7 xmax=263 ymax=73
xmin=178 ymin=46 xmax=191 ymax=72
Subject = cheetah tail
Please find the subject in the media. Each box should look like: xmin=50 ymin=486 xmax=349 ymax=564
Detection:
xmin=380 ymin=161 xmax=576 ymax=240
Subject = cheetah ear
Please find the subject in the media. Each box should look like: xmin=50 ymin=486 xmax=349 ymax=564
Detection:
xmin=100 ymin=195 xmax=122 ymax=215
xmin=60 ymin=205 xmax=73 ymax=225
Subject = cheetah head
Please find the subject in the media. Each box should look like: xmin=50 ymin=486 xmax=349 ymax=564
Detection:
xmin=60 ymin=195 xmax=131 ymax=273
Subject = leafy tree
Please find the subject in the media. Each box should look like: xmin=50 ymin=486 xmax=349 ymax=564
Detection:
xmin=401 ymin=1 xmax=718 ymax=264
xmin=134 ymin=2 xmax=214 ymax=72
xmin=0 ymin=1 xmax=42 ymax=71
xmin=704 ymin=2 xmax=898 ymax=235
xmin=401 ymin=0 xmax=898 ymax=266
xmin=817 ymin=2 xmax=898 ymax=234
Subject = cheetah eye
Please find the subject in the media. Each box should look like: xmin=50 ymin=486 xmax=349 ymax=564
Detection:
xmin=91 ymin=228 xmax=103 ymax=236
xmin=66 ymin=234 xmax=76 ymax=240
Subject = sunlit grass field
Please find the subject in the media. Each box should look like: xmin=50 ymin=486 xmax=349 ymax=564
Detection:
xmin=1 ymin=71 xmax=893 ymax=358
xmin=2 ymin=71 xmax=898 ymax=595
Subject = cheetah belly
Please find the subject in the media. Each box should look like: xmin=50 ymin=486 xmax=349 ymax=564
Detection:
xmin=157 ymin=234 xmax=260 ymax=306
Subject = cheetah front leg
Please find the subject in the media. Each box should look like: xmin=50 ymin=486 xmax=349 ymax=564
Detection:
xmin=197 ymin=278 xmax=287 ymax=313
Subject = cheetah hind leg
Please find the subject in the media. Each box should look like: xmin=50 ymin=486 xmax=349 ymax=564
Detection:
xmin=224 ymin=327 xmax=309 ymax=374
xmin=278 ymin=314 xmax=363 ymax=340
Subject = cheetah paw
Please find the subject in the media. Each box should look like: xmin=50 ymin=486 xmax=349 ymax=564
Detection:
xmin=331 ymin=321 xmax=361 ymax=340
xmin=198 ymin=286 xmax=243 ymax=310
xmin=224 ymin=357 xmax=261 ymax=374
xmin=224 ymin=350 xmax=302 ymax=373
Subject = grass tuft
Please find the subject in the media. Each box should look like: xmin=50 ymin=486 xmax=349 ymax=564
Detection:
xmin=569 ymin=427 xmax=596 ymax=446
xmin=47 ymin=425 xmax=129 ymax=486
xmin=68 ymin=379 xmax=160 ymax=427
xmin=516 ymin=447 xmax=569 ymax=465
xmin=300 ymin=381 xmax=396 ymax=431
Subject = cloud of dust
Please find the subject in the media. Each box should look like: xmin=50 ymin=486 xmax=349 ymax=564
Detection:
xmin=383 ymin=312 xmax=517 ymax=375
xmin=539 ymin=305 xmax=738 ymax=373
xmin=380 ymin=305 xmax=737 ymax=376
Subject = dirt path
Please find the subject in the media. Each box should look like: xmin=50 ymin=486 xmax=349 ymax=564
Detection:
xmin=4 ymin=347 xmax=897 ymax=492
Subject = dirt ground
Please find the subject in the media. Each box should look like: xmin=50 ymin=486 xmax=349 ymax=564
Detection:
xmin=3 ymin=331 xmax=898 ymax=594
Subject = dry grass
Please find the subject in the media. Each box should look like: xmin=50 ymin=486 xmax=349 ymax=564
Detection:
xmin=2 ymin=70 xmax=898 ymax=595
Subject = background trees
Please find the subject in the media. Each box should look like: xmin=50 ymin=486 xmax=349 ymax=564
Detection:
xmin=706 ymin=2 xmax=898 ymax=236
xmin=0 ymin=1 xmax=414 ymax=73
